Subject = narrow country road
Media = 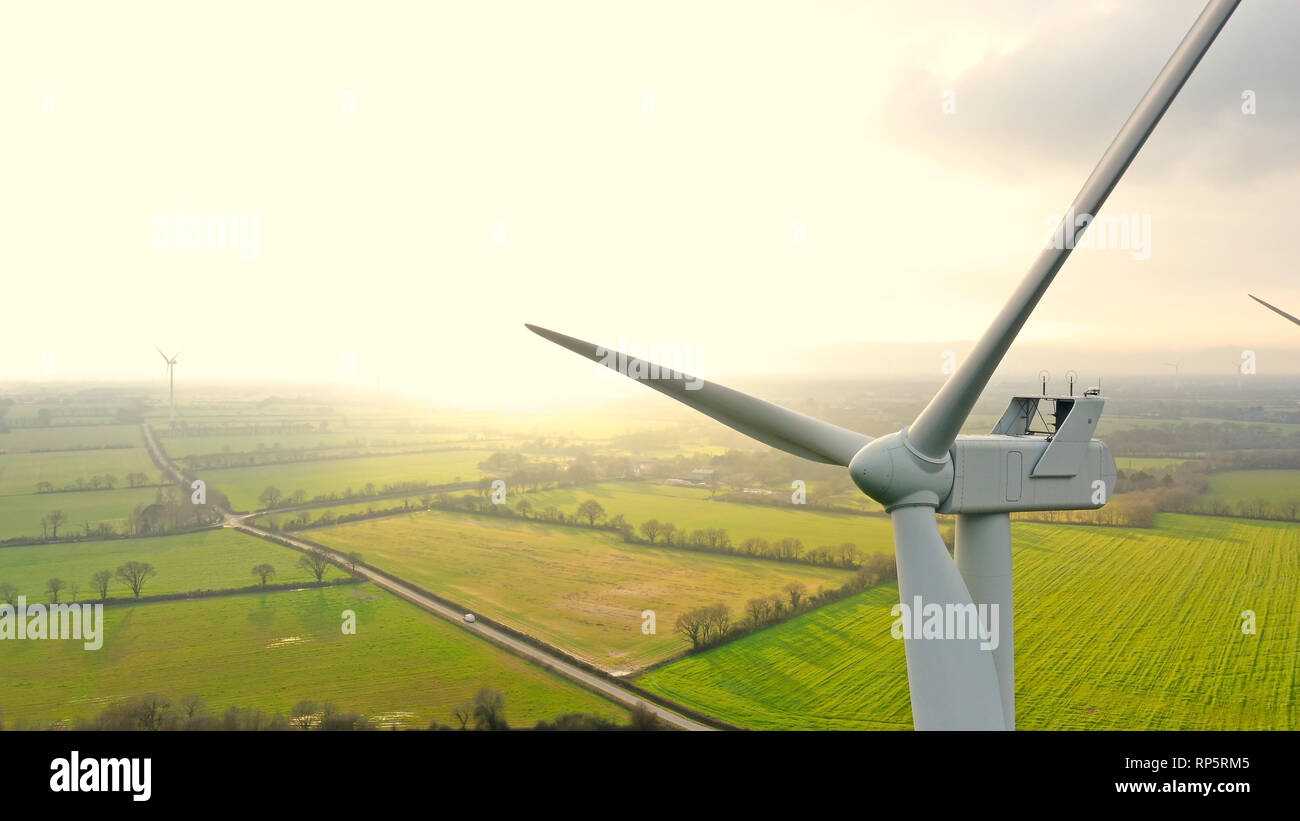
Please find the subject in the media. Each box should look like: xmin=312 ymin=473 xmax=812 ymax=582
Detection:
xmin=139 ymin=422 xmax=713 ymax=731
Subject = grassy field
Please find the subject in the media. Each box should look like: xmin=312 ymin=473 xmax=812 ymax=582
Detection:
xmin=159 ymin=430 xmax=508 ymax=459
xmin=0 ymin=583 xmax=625 ymax=728
xmin=309 ymin=509 xmax=853 ymax=671
xmin=0 ymin=424 xmax=143 ymax=453
xmin=0 ymin=448 xmax=160 ymax=497
xmin=638 ymin=514 xmax=1298 ymax=730
xmin=520 ymin=482 xmax=897 ymax=556
xmin=252 ymin=496 xmax=432 ymax=529
xmin=1201 ymin=470 xmax=1300 ymax=507
xmin=199 ymin=450 xmax=491 ymax=511
xmin=1115 ymin=457 xmax=1193 ymax=472
xmin=0 ymin=528 xmax=345 ymax=600
xmin=0 ymin=487 xmax=162 ymax=540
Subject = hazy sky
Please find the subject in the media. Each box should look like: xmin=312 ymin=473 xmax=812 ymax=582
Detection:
xmin=3 ymin=0 xmax=1299 ymax=405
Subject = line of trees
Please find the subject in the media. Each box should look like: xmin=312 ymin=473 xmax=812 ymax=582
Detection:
xmin=255 ymin=480 xmax=444 ymax=512
xmin=1105 ymin=422 xmax=1300 ymax=457
xmin=35 ymin=472 xmax=157 ymax=493
xmin=1183 ymin=495 xmax=1300 ymax=522
xmin=183 ymin=443 xmax=475 ymax=472
xmin=674 ymin=552 xmax=899 ymax=652
xmin=0 ymin=561 xmax=157 ymax=606
xmin=5 ymin=689 xmax=665 ymax=732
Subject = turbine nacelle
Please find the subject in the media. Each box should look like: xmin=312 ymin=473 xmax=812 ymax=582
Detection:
xmin=851 ymin=394 xmax=1118 ymax=515
xmin=943 ymin=394 xmax=1117 ymax=515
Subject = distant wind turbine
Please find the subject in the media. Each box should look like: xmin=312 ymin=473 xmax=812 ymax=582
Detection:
xmin=1248 ymin=294 xmax=1300 ymax=327
xmin=155 ymin=346 xmax=180 ymax=422
xmin=1165 ymin=359 xmax=1183 ymax=391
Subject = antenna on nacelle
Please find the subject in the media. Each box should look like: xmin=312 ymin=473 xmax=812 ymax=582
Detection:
xmin=1066 ymin=370 xmax=1078 ymax=397
xmin=1038 ymin=369 xmax=1050 ymax=396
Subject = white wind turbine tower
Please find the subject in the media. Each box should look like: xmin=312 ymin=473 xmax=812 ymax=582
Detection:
xmin=1165 ymin=359 xmax=1183 ymax=391
xmin=155 ymin=346 xmax=180 ymax=422
xmin=527 ymin=0 xmax=1240 ymax=730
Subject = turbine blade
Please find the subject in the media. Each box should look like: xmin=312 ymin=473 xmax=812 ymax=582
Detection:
xmin=906 ymin=0 xmax=1240 ymax=460
xmin=526 ymin=324 xmax=871 ymax=466
xmin=154 ymin=345 xmax=169 ymax=363
xmin=891 ymin=506 xmax=1005 ymax=730
xmin=1249 ymin=294 xmax=1300 ymax=327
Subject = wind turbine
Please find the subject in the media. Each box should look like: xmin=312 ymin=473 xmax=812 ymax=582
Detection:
xmin=1165 ymin=359 xmax=1183 ymax=391
xmin=155 ymin=346 xmax=180 ymax=422
xmin=1248 ymin=294 xmax=1300 ymax=327
xmin=527 ymin=0 xmax=1239 ymax=730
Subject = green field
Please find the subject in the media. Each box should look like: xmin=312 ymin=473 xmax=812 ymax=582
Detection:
xmin=309 ymin=509 xmax=853 ymax=671
xmin=199 ymin=450 xmax=491 ymax=511
xmin=159 ymin=430 xmax=506 ymax=459
xmin=0 ymin=425 xmax=143 ymax=453
xmin=0 ymin=528 xmax=345 ymax=600
xmin=0 ymin=448 xmax=160 ymax=497
xmin=1201 ymin=470 xmax=1300 ymax=507
xmin=520 ymin=482 xmax=896 ymax=556
xmin=252 ymin=495 xmax=432 ymax=529
xmin=638 ymin=514 xmax=1298 ymax=730
xmin=0 ymin=583 xmax=624 ymax=728
xmin=1116 ymin=457 xmax=1193 ymax=472
xmin=0 ymin=487 xmax=162 ymax=540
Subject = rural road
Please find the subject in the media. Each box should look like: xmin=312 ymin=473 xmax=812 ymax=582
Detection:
xmin=139 ymin=423 xmax=714 ymax=731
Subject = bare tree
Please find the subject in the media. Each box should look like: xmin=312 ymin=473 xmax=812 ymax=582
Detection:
xmin=251 ymin=563 xmax=276 ymax=586
xmin=181 ymin=695 xmax=205 ymax=719
xmin=452 ymin=702 xmax=472 ymax=730
xmin=675 ymin=608 xmax=707 ymax=649
xmin=704 ymin=603 xmax=732 ymax=642
xmin=258 ymin=485 xmax=284 ymax=509
xmin=115 ymin=561 xmax=157 ymax=598
xmin=90 ymin=570 xmax=112 ymax=601
xmin=44 ymin=509 xmax=67 ymax=538
xmin=576 ymin=499 xmax=605 ymax=526
xmin=298 ymin=549 xmax=330 ymax=583
xmin=46 ymin=578 xmax=66 ymax=603
xmin=639 ymin=519 xmax=662 ymax=543
xmin=472 ymin=687 xmax=508 ymax=730
xmin=134 ymin=694 xmax=171 ymax=731
xmin=0 ymin=583 xmax=17 ymax=606
xmin=784 ymin=581 xmax=806 ymax=610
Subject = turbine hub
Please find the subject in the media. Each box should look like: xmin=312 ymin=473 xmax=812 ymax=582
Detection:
xmin=849 ymin=429 xmax=953 ymax=511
